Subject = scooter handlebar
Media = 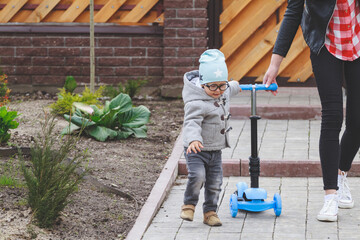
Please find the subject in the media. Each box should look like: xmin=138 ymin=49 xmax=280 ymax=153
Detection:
xmin=239 ymin=83 xmax=278 ymax=91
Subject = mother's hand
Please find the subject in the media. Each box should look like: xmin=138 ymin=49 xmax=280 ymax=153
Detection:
xmin=263 ymin=54 xmax=284 ymax=96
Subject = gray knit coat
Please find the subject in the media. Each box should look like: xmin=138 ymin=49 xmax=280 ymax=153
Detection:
xmin=182 ymin=70 xmax=241 ymax=151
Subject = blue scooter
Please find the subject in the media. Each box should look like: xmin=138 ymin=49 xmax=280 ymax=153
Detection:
xmin=229 ymin=83 xmax=282 ymax=217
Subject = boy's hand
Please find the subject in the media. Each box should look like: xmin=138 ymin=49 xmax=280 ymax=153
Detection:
xmin=186 ymin=141 xmax=204 ymax=154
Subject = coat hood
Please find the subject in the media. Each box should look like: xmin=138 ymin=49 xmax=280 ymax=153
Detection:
xmin=182 ymin=70 xmax=215 ymax=104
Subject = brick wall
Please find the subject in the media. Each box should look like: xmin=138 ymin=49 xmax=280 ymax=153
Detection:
xmin=0 ymin=2 xmax=209 ymax=97
xmin=161 ymin=0 xmax=208 ymax=97
xmin=0 ymin=31 xmax=163 ymax=93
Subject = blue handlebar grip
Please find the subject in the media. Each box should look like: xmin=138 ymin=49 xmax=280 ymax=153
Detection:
xmin=239 ymin=83 xmax=278 ymax=91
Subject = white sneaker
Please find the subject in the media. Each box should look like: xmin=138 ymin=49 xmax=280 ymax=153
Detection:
xmin=338 ymin=171 xmax=354 ymax=209
xmin=317 ymin=194 xmax=338 ymax=222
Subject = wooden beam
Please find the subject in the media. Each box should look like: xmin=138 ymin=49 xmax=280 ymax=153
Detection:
xmin=219 ymin=0 xmax=251 ymax=32
xmin=288 ymin=59 xmax=313 ymax=82
xmin=58 ymin=0 xmax=89 ymax=23
xmin=278 ymin=34 xmax=308 ymax=74
xmin=120 ymin=0 xmax=158 ymax=23
xmin=153 ymin=12 xmax=164 ymax=24
xmin=0 ymin=0 xmax=28 ymax=23
xmin=24 ymin=0 xmax=61 ymax=22
xmin=94 ymin=0 xmax=126 ymax=23
xmin=220 ymin=0 xmax=285 ymax=59
xmin=228 ymin=23 xmax=280 ymax=81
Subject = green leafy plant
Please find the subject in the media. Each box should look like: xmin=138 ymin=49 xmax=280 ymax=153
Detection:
xmin=103 ymin=79 xmax=147 ymax=99
xmin=0 ymin=106 xmax=19 ymax=144
xmin=61 ymin=93 xmax=150 ymax=141
xmin=50 ymin=86 xmax=104 ymax=116
xmin=0 ymin=70 xmax=10 ymax=106
xmin=64 ymin=76 xmax=77 ymax=94
xmin=20 ymin=114 xmax=88 ymax=228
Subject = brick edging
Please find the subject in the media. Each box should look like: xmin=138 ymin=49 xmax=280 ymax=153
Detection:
xmin=125 ymin=135 xmax=183 ymax=240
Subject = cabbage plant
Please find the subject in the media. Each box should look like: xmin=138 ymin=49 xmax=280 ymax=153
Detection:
xmin=61 ymin=93 xmax=150 ymax=141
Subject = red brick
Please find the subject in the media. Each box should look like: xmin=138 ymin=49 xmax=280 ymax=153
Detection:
xmin=132 ymin=58 xmax=162 ymax=66
xmin=0 ymin=47 xmax=14 ymax=56
xmin=165 ymin=19 xmax=193 ymax=28
xmin=164 ymin=0 xmax=194 ymax=8
xmin=163 ymin=67 xmax=178 ymax=76
xmin=177 ymin=47 xmax=206 ymax=57
xmin=96 ymin=67 xmax=115 ymax=76
xmin=148 ymin=67 xmax=163 ymax=76
xmin=0 ymin=66 xmax=15 ymax=75
xmin=177 ymin=29 xmax=207 ymax=37
xmin=32 ymin=75 xmax=64 ymax=85
xmin=147 ymin=48 xmax=163 ymax=57
xmin=49 ymin=66 xmax=83 ymax=75
xmin=98 ymin=38 xmax=130 ymax=47
xmin=81 ymin=48 xmax=114 ymax=56
xmin=195 ymin=0 xmax=208 ymax=8
xmin=66 ymin=57 xmax=90 ymax=66
xmin=115 ymin=67 xmax=147 ymax=76
xmin=164 ymin=29 xmax=177 ymax=37
xmin=161 ymin=76 xmax=183 ymax=85
xmin=0 ymin=56 xmax=31 ymax=65
xmin=163 ymin=48 xmax=176 ymax=56
xmin=164 ymin=9 xmax=177 ymax=18
xmin=98 ymin=58 xmax=130 ymax=66
xmin=81 ymin=67 xmax=90 ymax=75
xmin=16 ymin=66 xmax=49 ymax=75
xmin=177 ymin=9 xmax=207 ymax=18
xmin=176 ymin=66 xmax=198 ymax=74
xmin=132 ymin=38 xmax=163 ymax=47
xmin=114 ymin=48 xmax=146 ymax=56
xmin=99 ymin=76 xmax=131 ymax=84
xmin=0 ymin=37 xmax=31 ymax=46
xmin=163 ymin=57 xmax=194 ymax=66
xmin=49 ymin=48 xmax=81 ymax=57
xmin=33 ymin=57 xmax=65 ymax=66
xmin=163 ymin=38 xmax=193 ymax=47
xmin=9 ymin=75 xmax=31 ymax=84
xmin=32 ymin=37 xmax=64 ymax=47
xmin=194 ymin=38 xmax=208 ymax=47
xmin=194 ymin=19 xmax=208 ymax=28
xmin=65 ymin=38 xmax=90 ymax=46
xmin=16 ymin=48 xmax=47 ymax=56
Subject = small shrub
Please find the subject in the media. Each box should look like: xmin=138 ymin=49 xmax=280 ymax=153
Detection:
xmin=50 ymin=86 xmax=104 ymax=116
xmin=103 ymin=79 xmax=147 ymax=99
xmin=0 ymin=71 xmax=10 ymax=106
xmin=0 ymin=106 xmax=19 ymax=144
xmin=20 ymin=114 xmax=88 ymax=228
xmin=64 ymin=76 xmax=77 ymax=94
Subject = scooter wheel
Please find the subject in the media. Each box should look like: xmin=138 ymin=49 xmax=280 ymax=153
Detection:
xmin=273 ymin=193 xmax=282 ymax=216
xmin=236 ymin=182 xmax=248 ymax=199
xmin=229 ymin=193 xmax=238 ymax=217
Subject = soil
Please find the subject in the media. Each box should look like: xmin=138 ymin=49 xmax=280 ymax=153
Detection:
xmin=0 ymin=93 xmax=184 ymax=240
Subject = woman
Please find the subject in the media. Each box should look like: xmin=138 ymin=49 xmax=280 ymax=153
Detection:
xmin=263 ymin=0 xmax=360 ymax=222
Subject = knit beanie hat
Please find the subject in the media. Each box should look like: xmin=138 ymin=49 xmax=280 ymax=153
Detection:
xmin=199 ymin=49 xmax=228 ymax=84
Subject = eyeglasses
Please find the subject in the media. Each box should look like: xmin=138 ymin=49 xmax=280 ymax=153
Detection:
xmin=204 ymin=83 xmax=229 ymax=91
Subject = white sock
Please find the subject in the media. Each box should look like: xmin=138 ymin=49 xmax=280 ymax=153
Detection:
xmin=325 ymin=193 xmax=337 ymax=201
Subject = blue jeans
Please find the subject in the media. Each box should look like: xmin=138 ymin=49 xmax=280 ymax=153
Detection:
xmin=183 ymin=148 xmax=223 ymax=213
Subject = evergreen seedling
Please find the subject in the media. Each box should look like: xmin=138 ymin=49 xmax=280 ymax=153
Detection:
xmin=20 ymin=114 xmax=88 ymax=228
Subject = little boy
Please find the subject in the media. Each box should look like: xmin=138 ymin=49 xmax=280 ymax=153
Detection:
xmin=180 ymin=49 xmax=241 ymax=226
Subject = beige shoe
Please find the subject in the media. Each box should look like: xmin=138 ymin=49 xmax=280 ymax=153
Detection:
xmin=203 ymin=211 xmax=222 ymax=226
xmin=180 ymin=205 xmax=195 ymax=221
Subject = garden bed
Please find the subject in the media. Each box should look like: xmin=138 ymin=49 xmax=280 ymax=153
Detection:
xmin=0 ymin=95 xmax=184 ymax=239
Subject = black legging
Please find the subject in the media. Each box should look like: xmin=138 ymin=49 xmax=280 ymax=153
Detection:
xmin=310 ymin=47 xmax=360 ymax=190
